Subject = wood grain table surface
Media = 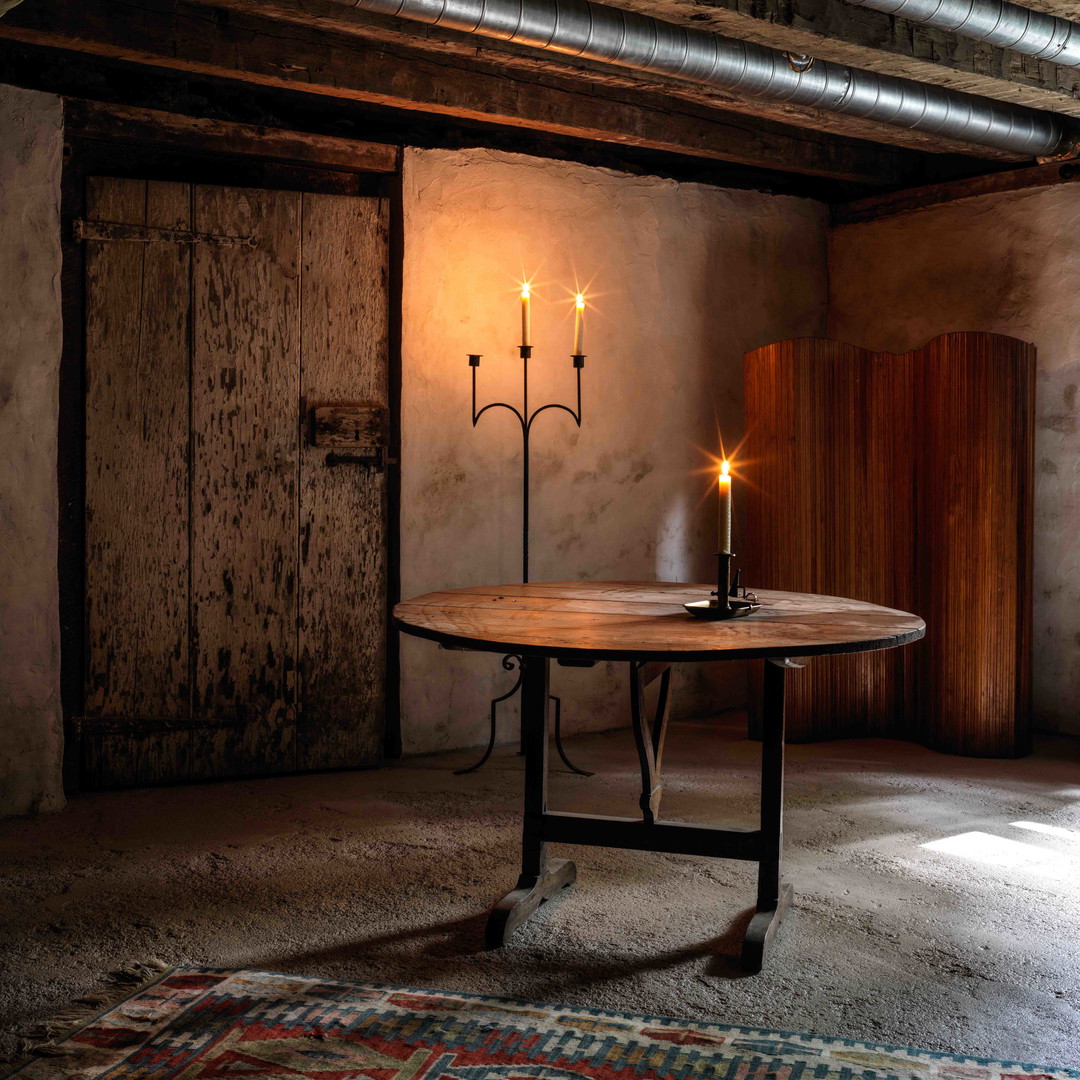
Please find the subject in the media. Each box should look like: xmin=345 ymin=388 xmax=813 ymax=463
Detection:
xmin=393 ymin=581 xmax=926 ymax=662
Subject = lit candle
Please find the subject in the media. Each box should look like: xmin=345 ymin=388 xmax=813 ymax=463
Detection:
xmin=718 ymin=460 xmax=732 ymax=554
xmin=521 ymin=283 xmax=531 ymax=347
xmin=573 ymin=292 xmax=585 ymax=355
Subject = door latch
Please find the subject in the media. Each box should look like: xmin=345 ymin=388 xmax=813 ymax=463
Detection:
xmin=324 ymin=447 xmax=396 ymax=472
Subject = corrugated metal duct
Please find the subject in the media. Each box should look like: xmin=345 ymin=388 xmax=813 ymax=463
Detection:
xmin=352 ymin=0 xmax=1074 ymax=157
xmin=846 ymin=0 xmax=1080 ymax=69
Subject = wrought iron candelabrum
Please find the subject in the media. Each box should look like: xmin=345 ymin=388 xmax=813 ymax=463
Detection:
xmin=455 ymin=344 xmax=592 ymax=776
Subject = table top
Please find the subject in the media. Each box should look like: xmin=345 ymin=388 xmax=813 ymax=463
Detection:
xmin=393 ymin=582 xmax=925 ymax=662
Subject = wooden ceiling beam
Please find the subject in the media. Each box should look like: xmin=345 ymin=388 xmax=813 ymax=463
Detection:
xmin=833 ymin=157 xmax=1080 ymax=224
xmin=0 ymin=0 xmax=960 ymax=185
xmin=64 ymin=99 xmax=400 ymax=172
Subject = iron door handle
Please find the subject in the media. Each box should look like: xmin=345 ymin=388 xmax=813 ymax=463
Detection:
xmin=324 ymin=449 xmax=397 ymax=471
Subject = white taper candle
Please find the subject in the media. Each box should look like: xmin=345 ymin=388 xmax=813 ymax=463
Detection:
xmin=718 ymin=461 xmax=732 ymax=553
xmin=521 ymin=283 xmax=531 ymax=347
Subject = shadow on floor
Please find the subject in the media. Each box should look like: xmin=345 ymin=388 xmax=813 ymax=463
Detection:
xmin=261 ymin=895 xmax=760 ymax=999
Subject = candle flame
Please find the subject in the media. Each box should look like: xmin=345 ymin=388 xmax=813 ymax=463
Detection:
xmin=521 ymin=282 xmax=531 ymax=299
xmin=720 ymin=460 xmax=731 ymax=480
xmin=575 ymin=292 xmax=585 ymax=309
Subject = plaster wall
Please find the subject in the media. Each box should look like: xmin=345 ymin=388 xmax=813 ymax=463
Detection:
xmin=829 ymin=188 xmax=1080 ymax=736
xmin=400 ymin=146 xmax=829 ymax=754
xmin=0 ymin=84 xmax=64 ymax=815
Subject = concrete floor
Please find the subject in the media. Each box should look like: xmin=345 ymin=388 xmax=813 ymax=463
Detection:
xmin=1 ymin=716 xmax=1079 ymax=1067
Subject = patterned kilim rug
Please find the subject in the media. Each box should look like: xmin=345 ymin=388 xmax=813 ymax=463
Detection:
xmin=4 ymin=966 xmax=1077 ymax=1080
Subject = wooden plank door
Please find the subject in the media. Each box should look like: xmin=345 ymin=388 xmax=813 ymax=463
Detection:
xmin=191 ymin=184 xmax=301 ymax=778
xmin=83 ymin=177 xmax=193 ymax=785
xmin=299 ymin=194 xmax=389 ymax=771
xmin=80 ymin=177 xmax=389 ymax=788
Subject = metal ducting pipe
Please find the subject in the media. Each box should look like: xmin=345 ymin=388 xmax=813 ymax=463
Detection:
xmin=351 ymin=0 xmax=1073 ymax=157
xmin=845 ymin=0 xmax=1080 ymax=69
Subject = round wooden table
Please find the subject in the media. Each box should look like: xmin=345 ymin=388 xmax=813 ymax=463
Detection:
xmin=394 ymin=582 xmax=925 ymax=972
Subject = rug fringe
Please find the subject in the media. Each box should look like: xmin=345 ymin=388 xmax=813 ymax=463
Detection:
xmin=0 ymin=959 xmax=172 ymax=1074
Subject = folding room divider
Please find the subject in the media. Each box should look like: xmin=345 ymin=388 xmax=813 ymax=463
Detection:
xmin=744 ymin=332 xmax=1033 ymax=758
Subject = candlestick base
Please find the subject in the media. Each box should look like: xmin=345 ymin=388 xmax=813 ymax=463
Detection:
xmin=683 ymin=550 xmax=762 ymax=619
xmin=683 ymin=596 xmax=761 ymax=620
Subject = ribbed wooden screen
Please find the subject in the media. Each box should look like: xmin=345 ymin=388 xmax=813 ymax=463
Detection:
xmin=744 ymin=333 xmax=1033 ymax=758
xmin=81 ymin=177 xmax=390 ymax=787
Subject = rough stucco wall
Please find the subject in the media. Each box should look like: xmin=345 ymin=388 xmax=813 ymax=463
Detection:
xmin=829 ymin=189 xmax=1080 ymax=737
xmin=401 ymin=146 xmax=828 ymax=754
xmin=0 ymin=84 xmax=64 ymax=816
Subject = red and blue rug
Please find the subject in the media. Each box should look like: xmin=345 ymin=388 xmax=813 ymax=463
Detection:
xmin=5 ymin=967 xmax=1077 ymax=1080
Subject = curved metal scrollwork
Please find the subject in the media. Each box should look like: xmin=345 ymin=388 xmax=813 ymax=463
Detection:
xmin=454 ymin=654 xmax=524 ymax=776
xmin=453 ymin=342 xmax=592 ymax=777
xmin=454 ymin=653 xmax=593 ymax=777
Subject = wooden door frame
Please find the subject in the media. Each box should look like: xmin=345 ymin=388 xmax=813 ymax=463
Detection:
xmin=59 ymin=101 xmax=403 ymax=793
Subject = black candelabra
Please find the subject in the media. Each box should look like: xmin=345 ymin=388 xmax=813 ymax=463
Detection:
xmin=454 ymin=344 xmax=593 ymax=776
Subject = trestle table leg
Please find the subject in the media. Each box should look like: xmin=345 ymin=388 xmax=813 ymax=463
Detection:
xmin=486 ymin=655 xmax=576 ymax=947
xmin=741 ymin=657 xmax=797 ymax=972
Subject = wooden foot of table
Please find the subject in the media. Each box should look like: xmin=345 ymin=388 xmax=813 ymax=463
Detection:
xmin=485 ymin=857 xmax=577 ymax=948
xmin=741 ymin=882 xmax=793 ymax=973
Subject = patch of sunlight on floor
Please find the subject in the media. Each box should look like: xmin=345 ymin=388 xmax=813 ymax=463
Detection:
xmin=1010 ymin=820 xmax=1080 ymax=842
xmin=921 ymin=830 xmax=1079 ymax=881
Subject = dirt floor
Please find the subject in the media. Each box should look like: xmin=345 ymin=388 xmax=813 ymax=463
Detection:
xmin=1 ymin=716 xmax=1079 ymax=1067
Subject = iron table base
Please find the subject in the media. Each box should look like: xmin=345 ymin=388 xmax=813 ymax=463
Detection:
xmin=454 ymin=654 xmax=594 ymax=777
xmin=485 ymin=654 xmax=795 ymax=974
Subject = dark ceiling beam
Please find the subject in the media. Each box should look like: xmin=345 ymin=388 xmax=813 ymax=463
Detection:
xmin=610 ymin=0 xmax=1080 ymax=118
xmin=833 ymin=156 xmax=1080 ymax=224
xmin=1021 ymin=0 xmax=1080 ymax=20
xmin=0 ymin=0 xmax=985 ymax=185
xmin=64 ymin=99 xmax=401 ymax=172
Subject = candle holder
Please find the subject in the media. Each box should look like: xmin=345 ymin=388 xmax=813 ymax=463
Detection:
xmin=684 ymin=551 xmax=761 ymax=620
xmin=455 ymin=343 xmax=592 ymax=777
xmin=470 ymin=345 xmax=583 ymax=582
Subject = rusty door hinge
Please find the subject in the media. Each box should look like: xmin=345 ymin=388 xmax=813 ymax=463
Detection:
xmin=73 ymin=219 xmax=258 ymax=247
